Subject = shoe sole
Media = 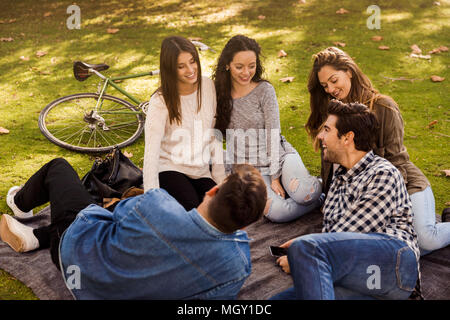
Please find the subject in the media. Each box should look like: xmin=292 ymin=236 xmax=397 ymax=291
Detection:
xmin=0 ymin=215 xmax=24 ymax=252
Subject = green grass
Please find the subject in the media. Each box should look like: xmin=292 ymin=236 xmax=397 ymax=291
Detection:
xmin=0 ymin=0 xmax=448 ymax=299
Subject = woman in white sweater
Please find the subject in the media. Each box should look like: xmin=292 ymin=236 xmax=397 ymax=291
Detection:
xmin=143 ymin=36 xmax=226 ymax=210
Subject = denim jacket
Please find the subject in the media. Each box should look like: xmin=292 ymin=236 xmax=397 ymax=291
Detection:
xmin=59 ymin=189 xmax=251 ymax=299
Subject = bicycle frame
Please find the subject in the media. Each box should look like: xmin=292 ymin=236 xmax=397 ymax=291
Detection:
xmin=91 ymin=68 xmax=159 ymax=114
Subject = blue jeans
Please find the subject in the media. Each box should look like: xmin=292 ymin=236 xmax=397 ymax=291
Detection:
xmin=264 ymin=153 xmax=323 ymax=223
xmin=411 ymin=186 xmax=450 ymax=255
xmin=271 ymin=232 xmax=418 ymax=300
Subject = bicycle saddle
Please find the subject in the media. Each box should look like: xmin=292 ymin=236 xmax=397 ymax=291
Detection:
xmin=73 ymin=61 xmax=110 ymax=81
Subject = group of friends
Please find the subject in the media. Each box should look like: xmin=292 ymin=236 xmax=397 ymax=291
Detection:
xmin=1 ymin=35 xmax=449 ymax=300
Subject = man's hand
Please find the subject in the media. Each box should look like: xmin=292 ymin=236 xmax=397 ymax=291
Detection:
xmin=271 ymin=178 xmax=285 ymax=198
xmin=275 ymin=238 xmax=296 ymax=274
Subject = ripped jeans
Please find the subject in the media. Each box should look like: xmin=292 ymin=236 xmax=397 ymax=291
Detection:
xmin=264 ymin=153 xmax=323 ymax=223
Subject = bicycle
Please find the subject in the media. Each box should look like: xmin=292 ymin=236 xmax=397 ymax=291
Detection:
xmin=38 ymin=41 xmax=215 ymax=153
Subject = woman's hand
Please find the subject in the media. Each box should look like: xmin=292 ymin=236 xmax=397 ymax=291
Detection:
xmin=271 ymin=178 xmax=285 ymax=198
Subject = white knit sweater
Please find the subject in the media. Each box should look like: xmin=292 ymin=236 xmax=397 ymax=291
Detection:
xmin=143 ymin=77 xmax=226 ymax=191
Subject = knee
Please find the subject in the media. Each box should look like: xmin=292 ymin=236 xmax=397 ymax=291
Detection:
xmin=288 ymin=177 xmax=322 ymax=205
xmin=50 ymin=158 xmax=70 ymax=168
xmin=288 ymin=236 xmax=317 ymax=259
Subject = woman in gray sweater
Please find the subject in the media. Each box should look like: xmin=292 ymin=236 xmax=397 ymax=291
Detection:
xmin=213 ymin=35 xmax=323 ymax=222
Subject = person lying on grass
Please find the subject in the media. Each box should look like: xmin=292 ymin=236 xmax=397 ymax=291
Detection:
xmin=1 ymin=161 xmax=266 ymax=299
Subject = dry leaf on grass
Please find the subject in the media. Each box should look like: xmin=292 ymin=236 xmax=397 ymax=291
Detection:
xmin=0 ymin=37 xmax=14 ymax=42
xmin=277 ymin=49 xmax=287 ymax=57
xmin=442 ymin=170 xmax=450 ymax=177
xmin=333 ymin=42 xmax=346 ymax=47
xmin=378 ymin=45 xmax=390 ymax=50
xmin=410 ymin=44 xmax=422 ymax=54
xmin=19 ymin=56 xmax=30 ymax=61
xmin=336 ymin=8 xmax=349 ymax=14
xmin=429 ymin=46 xmax=449 ymax=54
xmin=371 ymin=36 xmax=383 ymax=42
xmin=426 ymin=120 xmax=438 ymax=128
xmin=44 ymin=12 xmax=52 ymax=17
xmin=280 ymin=77 xmax=295 ymax=83
xmin=0 ymin=127 xmax=10 ymax=134
xmin=430 ymin=75 xmax=445 ymax=82
xmin=188 ymin=37 xmax=202 ymax=41
xmin=123 ymin=151 xmax=133 ymax=158
xmin=36 ymin=51 xmax=48 ymax=57
xmin=107 ymin=28 xmax=119 ymax=34
xmin=258 ymin=15 xmax=266 ymax=20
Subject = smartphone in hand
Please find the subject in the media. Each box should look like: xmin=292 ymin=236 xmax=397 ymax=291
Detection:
xmin=269 ymin=246 xmax=288 ymax=257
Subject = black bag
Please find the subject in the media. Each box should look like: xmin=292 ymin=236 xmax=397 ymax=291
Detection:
xmin=81 ymin=147 xmax=143 ymax=206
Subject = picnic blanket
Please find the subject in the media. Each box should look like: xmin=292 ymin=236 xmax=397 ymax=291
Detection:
xmin=0 ymin=207 xmax=449 ymax=300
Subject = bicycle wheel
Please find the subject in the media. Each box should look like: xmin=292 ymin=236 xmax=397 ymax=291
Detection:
xmin=39 ymin=93 xmax=145 ymax=153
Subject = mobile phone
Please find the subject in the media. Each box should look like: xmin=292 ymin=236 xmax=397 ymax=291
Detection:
xmin=269 ymin=246 xmax=288 ymax=257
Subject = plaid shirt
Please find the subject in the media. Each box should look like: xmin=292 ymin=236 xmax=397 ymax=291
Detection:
xmin=323 ymin=151 xmax=420 ymax=261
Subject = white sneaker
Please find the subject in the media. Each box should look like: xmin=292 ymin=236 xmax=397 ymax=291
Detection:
xmin=6 ymin=186 xmax=33 ymax=218
xmin=0 ymin=214 xmax=39 ymax=252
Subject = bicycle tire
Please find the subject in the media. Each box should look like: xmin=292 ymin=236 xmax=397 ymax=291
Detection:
xmin=39 ymin=93 xmax=145 ymax=153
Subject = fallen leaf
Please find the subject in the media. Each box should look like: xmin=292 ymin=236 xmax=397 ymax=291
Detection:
xmin=336 ymin=8 xmax=349 ymax=14
xmin=0 ymin=37 xmax=14 ymax=42
xmin=188 ymin=37 xmax=202 ymax=41
xmin=289 ymin=126 xmax=295 ymax=130
xmin=277 ymin=49 xmax=287 ymax=57
xmin=438 ymin=45 xmax=448 ymax=52
xmin=298 ymin=0 xmax=306 ymax=3
xmin=410 ymin=53 xmax=431 ymax=60
xmin=19 ymin=56 xmax=29 ymax=61
xmin=39 ymin=70 xmax=51 ymax=75
xmin=280 ymin=76 xmax=295 ymax=83
xmin=378 ymin=45 xmax=390 ymax=50
xmin=426 ymin=120 xmax=438 ymax=128
xmin=410 ymin=44 xmax=422 ymax=54
xmin=0 ymin=127 xmax=10 ymax=134
xmin=446 ymin=201 xmax=450 ymax=206
xmin=442 ymin=170 xmax=450 ymax=177
xmin=123 ymin=151 xmax=133 ymax=158
xmin=371 ymin=35 xmax=383 ymax=42
xmin=44 ymin=12 xmax=52 ymax=17
xmin=333 ymin=42 xmax=346 ymax=47
xmin=29 ymin=93 xmax=34 ymax=97
xmin=430 ymin=75 xmax=445 ymax=82
xmin=107 ymin=28 xmax=119 ymax=34
xmin=36 ymin=50 xmax=48 ymax=57
xmin=258 ymin=15 xmax=266 ymax=20
xmin=9 ymin=19 xmax=17 ymax=23
xmin=50 ymin=57 xmax=57 ymax=64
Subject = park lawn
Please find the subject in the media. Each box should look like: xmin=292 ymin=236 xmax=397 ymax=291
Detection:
xmin=0 ymin=0 xmax=448 ymax=300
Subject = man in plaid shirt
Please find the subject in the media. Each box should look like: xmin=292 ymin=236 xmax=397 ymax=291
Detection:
xmin=272 ymin=100 xmax=420 ymax=300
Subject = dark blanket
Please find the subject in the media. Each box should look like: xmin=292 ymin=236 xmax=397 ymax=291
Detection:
xmin=0 ymin=208 xmax=449 ymax=300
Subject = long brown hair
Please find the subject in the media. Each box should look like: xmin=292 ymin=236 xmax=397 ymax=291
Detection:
xmin=305 ymin=47 xmax=382 ymax=140
xmin=158 ymin=36 xmax=202 ymax=125
xmin=212 ymin=35 xmax=265 ymax=135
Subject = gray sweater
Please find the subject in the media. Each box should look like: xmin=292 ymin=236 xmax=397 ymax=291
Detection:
xmin=225 ymin=81 xmax=296 ymax=180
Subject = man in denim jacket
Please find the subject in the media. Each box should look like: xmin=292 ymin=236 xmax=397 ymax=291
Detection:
xmin=1 ymin=162 xmax=267 ymax=299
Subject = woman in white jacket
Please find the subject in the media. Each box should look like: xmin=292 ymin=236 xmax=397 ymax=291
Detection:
xmin=143 ymin=36 xmax=226 ymax=210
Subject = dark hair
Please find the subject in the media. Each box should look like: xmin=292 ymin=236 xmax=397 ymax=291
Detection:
xmin=212 ymin=35 xmax=265 ymax=135
xmin=158 ymin=36 xmax=202 ymax=125
xmin=208 ymin=164 xmax=267 ymax=233
xmin=327 ymin=100 xmax=379 ymax=152
xmin=306 ymin=47 xmax=382 ymax=140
